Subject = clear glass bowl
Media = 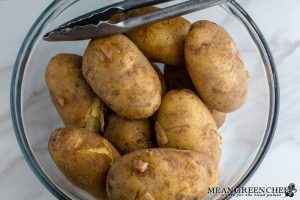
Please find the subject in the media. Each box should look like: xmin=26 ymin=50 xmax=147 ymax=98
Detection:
xmin=11 ymin=0 xmax=279 ymax=199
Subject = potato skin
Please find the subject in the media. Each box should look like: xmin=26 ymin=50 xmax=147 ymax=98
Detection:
xmin=45 ymin=54 xmax=105 ymax=132
xmin=82 ymin=34 xmax=162 ymax=119
xmin=106 ymin=148 xmax=219 ymax=200
xmin=209 ymin=108 xmax=226 ymax=128
xmin=155 ymin=89 xmax=221 ymax=162
xmin=48 ymin=128 xmax=120 ymax=199
xmin=110 ymin=7 xmax=191 ymax=65
xmin=185 ymin=20 xmax=248 ymax=113
xmin=152 ymin=63 xmax=168 ymax=96
xmin=128 ymin=18 xmax=191 ymax=66
xmin=103 ymin=113 xmax=155 ymax=155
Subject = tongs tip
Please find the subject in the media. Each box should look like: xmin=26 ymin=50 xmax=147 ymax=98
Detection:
xmin=44 ymin=27 xmax=76 ymax=41
xmin=43 ymin=31 xmax=59 ymax=42
xmin=43 ymin=33 xmax=51 ymax=41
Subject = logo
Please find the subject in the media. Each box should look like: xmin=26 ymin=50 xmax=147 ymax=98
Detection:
xmin=285 ymin=183 xmax=297 ymax=197
xmin=208 ymin=183 xmax=297 ymax=198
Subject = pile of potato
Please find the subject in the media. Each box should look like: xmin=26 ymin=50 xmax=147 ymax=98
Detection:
xmin=45 ymin=7 xmax=248 ymax=200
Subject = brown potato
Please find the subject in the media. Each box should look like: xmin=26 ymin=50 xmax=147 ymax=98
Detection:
xmin=209 ymin=108 xmax=226 ymax=128
xmin=164 ymin=64 xmax=196 ymax=91
xmin=103 ymin=113 xmax=155 ymax=155
xmin=82 ymin=34 xmax=161 ymax=119
xmin=45 ymin=54 xmax=105 ymax=132
xmin=155 ymin=89 xmax=221 ymax=162
xmin=152 ymin=63 xmax=168 ymax=96
xmin=110 ymin=6 xmax=191 ymax=65
xmin=48 ymin=128 xmax=120 ymax=199
xmin=185 ymin=20 xmax=248 ymax=113
xmin=106 ymin=148 xmax=219 ymax=200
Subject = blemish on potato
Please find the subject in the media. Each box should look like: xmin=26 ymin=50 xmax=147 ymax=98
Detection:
xmin=133 ymin=160 xmax=149 ymax=173
xmin=155 ymin=123 xmax=168 ymax=145
xmin=56 ymin=97 xmax=65 ymax=107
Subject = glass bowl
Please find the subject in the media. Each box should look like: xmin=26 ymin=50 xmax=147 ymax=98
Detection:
xmin=11 ymin=0 xmax=279 ymax=199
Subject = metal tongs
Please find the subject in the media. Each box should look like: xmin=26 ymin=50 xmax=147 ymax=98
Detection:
xmin=44 ymin=0 xmax=229 ymax=41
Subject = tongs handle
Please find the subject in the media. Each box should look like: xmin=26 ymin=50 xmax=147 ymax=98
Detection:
xmin=119 ymin=0 xmax=173 ymax=11
xmin=120 ymin=0 xmax=229 ymax=29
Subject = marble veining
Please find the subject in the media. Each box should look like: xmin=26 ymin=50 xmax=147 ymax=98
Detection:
xmin=0 ymin=0 xmax=300 ymax=200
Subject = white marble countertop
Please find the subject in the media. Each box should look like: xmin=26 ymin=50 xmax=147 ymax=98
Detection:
xmin=0 ymin=0 xmax=299 ymax=199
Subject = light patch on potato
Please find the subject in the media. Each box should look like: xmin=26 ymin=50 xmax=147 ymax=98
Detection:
xmin=78 ymin=141 xmax=114 ymax=165
xmin=133 ymin=160 xmax=149 ymax=173
xmin=84 ymin=97 xmax=106 ymax=132
xmin=154 ymin=122 xmax=168 ymax=145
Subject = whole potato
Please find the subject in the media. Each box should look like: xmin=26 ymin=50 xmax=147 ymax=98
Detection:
xmin=209 ymin=108 xmax=226 ymax=128
xmin=48 ymin=128 xmax=120 ymax=199
xmin=155 ymin=89 xmax=221 ymax=162
xmin=82 ymin=34 xmax=161 ymax=119
xmin=164 ymin=64 xmax=196 ymax=91
xmin=185 ymin=20 xmax=248 ymax=113
xmin=152 ymin=63 xmax=168 ymax=96
xmin=106 ymin=148 xmax=219 ymax=200
xmin=110 ymin=7 xmax=191 ymax=65
xmin=45 ymin=54 xmax=105 ymax=132
xmin=103 ymin=113 xmax=155 ymax=155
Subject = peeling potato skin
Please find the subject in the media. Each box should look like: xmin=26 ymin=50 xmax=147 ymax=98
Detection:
xmin=110 ymin=6 xmax=191 ymax=66
xmin=45 ymin=53 xmax=105 ymax=132
xmin=155 ymin=89 xmax=221 ymax=162
xmin=103 ymin=113 xmax=155 ymax=155
xmin=106 ymin=148 xmax=219 ymax=200
xmin=82 ymin=34 xmax=162 ymax=119
xmin=48 ymin=128 xmax=120 ymax=199
xmin=185 ymin=20 xmax=249 ymax=113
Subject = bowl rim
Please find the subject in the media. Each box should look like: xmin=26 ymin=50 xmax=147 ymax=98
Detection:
xmin=10 ymin=0 xmax=279 ymax=199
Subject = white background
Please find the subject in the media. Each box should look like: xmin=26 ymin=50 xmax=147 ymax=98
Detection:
xmin=0 ymin=0 xmax=299 ymax=199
